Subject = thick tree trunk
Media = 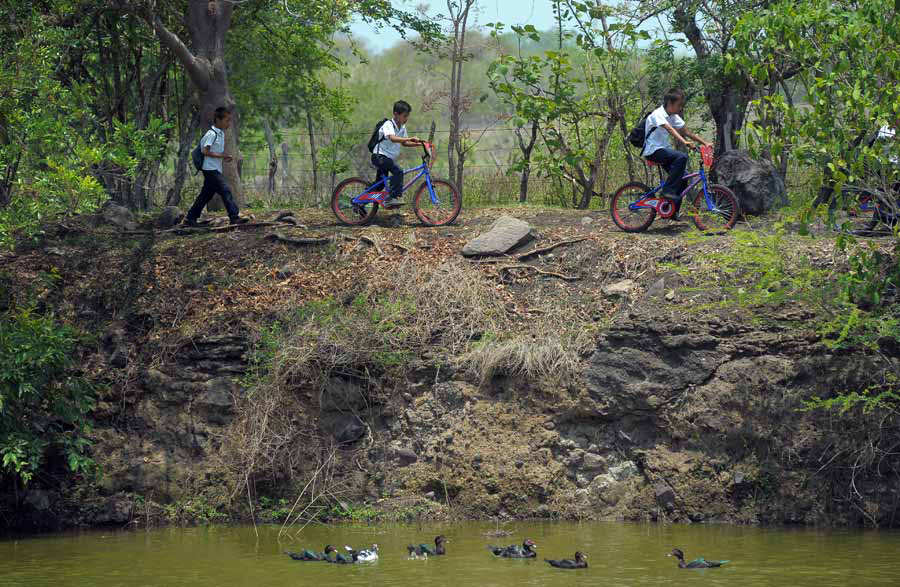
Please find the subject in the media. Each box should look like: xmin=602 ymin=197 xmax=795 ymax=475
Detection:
xmin=140 ymin=1 xmax=244 ymax=211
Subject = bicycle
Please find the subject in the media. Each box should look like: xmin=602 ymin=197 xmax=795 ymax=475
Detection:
xmin=610 ymin=145 xmax=740 ymax=233
xmin=331 ymin=142 xmax=462 ymax=227
xmin=843 ymin=185 xmax=899 ymax=233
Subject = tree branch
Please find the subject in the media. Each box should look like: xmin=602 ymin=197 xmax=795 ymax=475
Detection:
xmin=132 ymin=6 xmax=210 ymax=91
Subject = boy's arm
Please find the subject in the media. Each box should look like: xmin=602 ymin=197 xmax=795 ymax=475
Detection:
xmin=661 ymin=123 xmax=695 ymax=149
xmin=202 ymin=146 xmax=232 ymax=161
xmin=681 ymin=127 xmax=712 ymax=148
xmin=385 ymin=134 xmax=425 ymax=146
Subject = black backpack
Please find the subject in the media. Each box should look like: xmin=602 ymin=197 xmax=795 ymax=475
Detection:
xmin=191 ymin=127 xmax=220 ymax=173
xmin=367 ymin=118 xmax=391 ymax=153
xmin=627 ymin=113 xmax=658 ymax=151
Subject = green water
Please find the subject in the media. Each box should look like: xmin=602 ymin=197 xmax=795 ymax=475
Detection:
xmin=2 ymin=522 xmax=899 ymax=586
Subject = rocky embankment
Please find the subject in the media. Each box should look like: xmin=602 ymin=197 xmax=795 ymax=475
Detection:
xmin=2 ymin=206 xmax=897 ymax=530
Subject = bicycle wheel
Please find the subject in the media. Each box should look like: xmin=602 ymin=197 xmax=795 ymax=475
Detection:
xmin=414 ymin=178 xmax=461 ymax=226
xmin=332 ymin=178 xmax=378 ymax=226
xmin=691 ymin=184 xmax=740 ymax=231
xmin=610 ymin=182 xmax=655 ymax=232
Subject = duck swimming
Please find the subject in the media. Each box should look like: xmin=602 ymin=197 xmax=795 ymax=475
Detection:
xmin=285 ymin=544 xmax=336 ymax=561
xmin=344 ymin=544 xmax=379 ymax=563
xmin=488 ymin=538 xmax=537 ymax=558
xmin=408 ymin=535 xmax=447 ymax=558
xmin=545 ymin=551 xmax=588 ymax=569
xmin=668 ymin=548 xmax=730 ymax=569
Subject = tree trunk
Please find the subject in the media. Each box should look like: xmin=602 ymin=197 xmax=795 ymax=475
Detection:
xmin=515 ymin=120 xmax=539 ymax=203
xmin=305 ymin=109 xmax=319 ymax=205
xmin=167 ymin=107 xmax=201 ymax=206
xmin=446 ymin=0 xmax=474 ymax=200
xmin=281 ymin=142 xmax=289 ymax=193
xmin=139 ymin=0 xmax=244 ymax=210
xmin=263 ymin=119 xmax=277 ymax=195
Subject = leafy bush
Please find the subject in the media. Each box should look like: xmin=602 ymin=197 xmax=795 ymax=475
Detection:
xmin=0 ymin=308 xmax=95 ymax=484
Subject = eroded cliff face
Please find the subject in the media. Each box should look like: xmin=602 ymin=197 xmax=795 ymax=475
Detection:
xmin=3 ymin=208 xmax=897 ymax=531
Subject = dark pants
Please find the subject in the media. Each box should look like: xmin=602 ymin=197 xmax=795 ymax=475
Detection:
xmin=187 ymin=170 xmax=239 ymax=222
xmin=647 ymin=147 xmax=689 ymax=199
xmin=372 ymin=154 xmax=403 ymax=199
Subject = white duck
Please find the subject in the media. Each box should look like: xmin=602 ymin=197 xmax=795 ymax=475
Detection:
xmin=345 ymin=543 xmax=379 ymax=562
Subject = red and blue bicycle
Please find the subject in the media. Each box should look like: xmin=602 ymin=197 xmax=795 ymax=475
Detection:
xmin=331 ymin=142 xmax=462 ymax=227
xmin=610 ymin=145 xmax=740 ymax=232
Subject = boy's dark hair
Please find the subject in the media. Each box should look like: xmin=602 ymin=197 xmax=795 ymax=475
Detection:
xmin=214 ymin=106 xmax=231 ymax=121
xmin=663 ymin=88 xmax=686 ymax=107
xmin=393 ymin=100 xmax=412 ymax=115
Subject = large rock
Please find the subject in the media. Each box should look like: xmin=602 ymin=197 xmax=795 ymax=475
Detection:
xmin=461 ymin=215 xmax=533 ymax=257
xmin=156 ymin=206 xmax=184 ymax=229
xmin=714 ymin=150 xmax=787 ymax=215
xmin=101 ymin=203 xmax=137 ymax=230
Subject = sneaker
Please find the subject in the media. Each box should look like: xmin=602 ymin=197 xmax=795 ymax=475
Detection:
xmin=383 ymin=196 xmax=405 ymax=208
xmin=229 ymin=216 xmax=250 ymax=225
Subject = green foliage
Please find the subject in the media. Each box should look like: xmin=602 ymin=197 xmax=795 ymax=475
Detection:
xmin=325 ymin=501 xmax=379 ymax=523
xmin=803 ymin=373 xmax=900 ymax=416
xmin=0 ymin=307 xmax=95 ymax=485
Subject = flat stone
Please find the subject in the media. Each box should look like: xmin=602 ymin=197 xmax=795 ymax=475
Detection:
xmin=580 ymin=216 xmax=593 ymax=225
xmin=602 ymin=279 xmax=636 ymax=296
xmin=461 ymin=215 xmax=533 ymax=257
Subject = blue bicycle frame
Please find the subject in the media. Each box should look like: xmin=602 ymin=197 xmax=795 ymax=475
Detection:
xmin=629 ymin=166 xmax=722 ymax=213
xmin=351 ymin=158 xmax=440 ymax=206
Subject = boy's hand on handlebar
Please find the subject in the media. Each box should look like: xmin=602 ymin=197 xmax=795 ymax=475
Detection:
xmin=683 ymin=139 xmax=696 ymax=150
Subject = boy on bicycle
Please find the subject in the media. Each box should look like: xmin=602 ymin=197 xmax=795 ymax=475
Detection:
xmin=371 ymin=100 xmax=426 ymax=207
xmin=642 ymin=88 xmax=712 ymax=218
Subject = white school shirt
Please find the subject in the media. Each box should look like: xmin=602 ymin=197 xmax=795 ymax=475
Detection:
xmin=877 ymin=125 xmax=898 ymax=164
xmin=201 ymin=126 xmax=226 ymax=172
xmin=642 ymin=105 xmax=686 ymax=157
xmin=373 ymin=119 xmax=407 ymax=161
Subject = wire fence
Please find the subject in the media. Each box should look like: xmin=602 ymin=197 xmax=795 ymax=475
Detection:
xmin=148 ymin=125 xmax=644 ymax=209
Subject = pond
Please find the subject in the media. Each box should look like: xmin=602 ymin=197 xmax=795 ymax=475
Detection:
xmin=2 ymin=521 xmax=898 ymax=586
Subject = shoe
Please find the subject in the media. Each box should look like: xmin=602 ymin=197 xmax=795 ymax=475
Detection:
xmin=383 ymin=197 xmax=405 ymax=208
xmin=182 ymin=218 xmax=199 ymax=228
xmin=229 ymin=216 xmax=250 ymax=225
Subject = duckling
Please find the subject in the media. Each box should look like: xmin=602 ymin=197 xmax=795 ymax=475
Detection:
xmin=668 ymin=548 xmax=730 ymax=569
xmin=545 ymin=551 xmax=588 ymax=569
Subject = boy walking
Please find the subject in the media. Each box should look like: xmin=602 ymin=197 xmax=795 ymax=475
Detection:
xmin=184 ymin=107 xmax=247 ymax=226
xmin=642 ymin=88 xmax=712 ymax=218
xmin=371 ymin=100 xmax=425 ymax=207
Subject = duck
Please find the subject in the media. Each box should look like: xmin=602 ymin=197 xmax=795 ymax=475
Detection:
xmin=344 ymin=544 xmax=379 ymax=563
xmin=668 ymin=548 xmax=730 ymax=569
xmin=408 ymin=535 xmax=447 ymax=558
xmin=488 ymin=538 xmax=537 ymax=558
xmin=285 ymin=544 xmax=336 ymax=561
xmin=545 ymin=551 xmax=588 ymax=569
xmin=328 ymin=549 xmax=357 ymax=564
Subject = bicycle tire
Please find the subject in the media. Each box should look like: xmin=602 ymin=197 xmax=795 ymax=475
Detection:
xmin=332 ymin=177 xmax=379 ymax=226
xmin=610 ymin=182 xmax=655 ymax=232
xmin=691 ymin=184 xmax=740 ymax=231
xmin=414 ymin=178 xmax=462 ymax=226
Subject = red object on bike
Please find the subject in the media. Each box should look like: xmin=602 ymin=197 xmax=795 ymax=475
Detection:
xmin=700 ymin=145 xmax=714 ymax=167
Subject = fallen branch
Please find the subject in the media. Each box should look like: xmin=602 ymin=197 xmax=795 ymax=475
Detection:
xmin=517 ymin=237 xmax=588 ymax=261
xmin=498 ymin=264 xmax=580 ymax=281
xmin=264 ymin=232 xmax=330 ymax=246
xmin=359 ymin=234 xmax=384 ymax=256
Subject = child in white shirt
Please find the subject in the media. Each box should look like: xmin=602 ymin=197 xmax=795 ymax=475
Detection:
xmin=371 ymin=100 xmax=425 ymax=207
